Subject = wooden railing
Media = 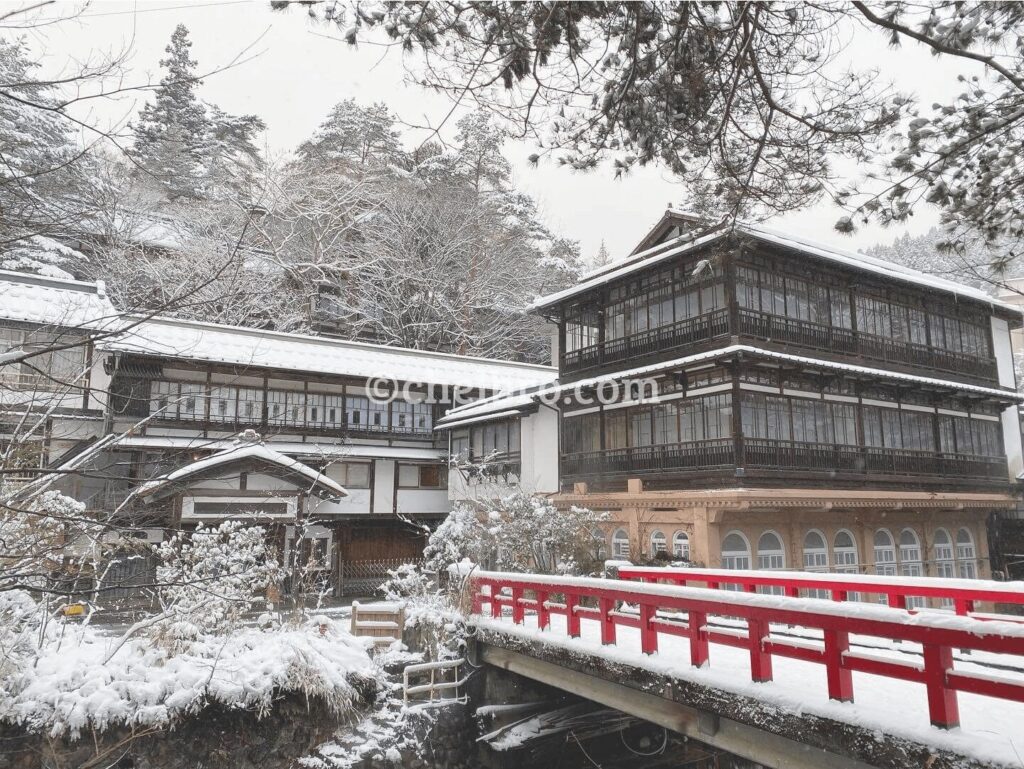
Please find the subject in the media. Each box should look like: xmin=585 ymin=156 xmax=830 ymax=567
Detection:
xmin=737 ymin=309 xmax=998 ymax=382
xmin=561 ymin=438 xmax=735 ymax=477
xmin=616 ymin=566 xmax=1024 ymax=616
xmin=563 ymin=438 xmax=1008 ymax=482
xmin=562 ymin=308 xmax=730 ymax=373
xmin=470 ymin=571 xmax=1024 ymax=729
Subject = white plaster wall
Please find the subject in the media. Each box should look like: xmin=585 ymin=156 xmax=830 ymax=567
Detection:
xmin=309 ymin=488 xmax=372 ymax=515
xmin=373 ymin=459 xmax=395 ymax=514
xmin=1001 ymin=405 xmax=1024 ymax=481
xmin=522 ymin=407 xmax=560 ymax=494
xmin=396 ymin=488 xmax=450 ymax=516
xmin=991 ymin=316 xmax=1017 ymax=389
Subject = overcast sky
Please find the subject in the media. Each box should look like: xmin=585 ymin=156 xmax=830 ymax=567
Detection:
xmin=23 ymin=0 xmax=981 ymax=262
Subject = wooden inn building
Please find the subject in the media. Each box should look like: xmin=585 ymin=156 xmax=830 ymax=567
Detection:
xmin=439 ymin=210 xmax=1024 ymax=583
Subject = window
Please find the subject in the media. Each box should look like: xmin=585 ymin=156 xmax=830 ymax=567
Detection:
xmin=209 ymin=386 xmax=238 ymax=424
xmin=741 ymin=393 xmax=791 ymax=441
xmin=832 ymin=530 xmax=859 ymax=574
xmin=150 ymin=380 xmax=178 ymax=419
xmin=335 ymin=462 xmax=370 ymax=489
xmin=956 ymin=528 xmax=977 ymax=579
xmin=873 ymin=529 xmax=896 ymax=578
xmin=393 ymin=400 xmax=434 ymax=434
xmin=721 ymin=531 xmax=751 ymax=570
xmin=451 ymin=429 xmax=471 ymax=460
xmin=803 ymin=530 xmax=829 ymax=598
xmin=756 ymin=531 xmax=785 ymax=593
xmin=672 ymin=531 xmax=690 ymax=561
xmin=933 ymin=529 xmax=955 ymax=607
xmin=899 ymin=529 xmax=924 ymax=607
xmin=178 ymin=383 xmax=205 ymax=421
xmin=612 ymin=529 xmax=630 ymax=560
xmin=563 ymin=412 xmax=601 ymax=454
xmin=238 ymin=387 xmax=264 ymax=423
xmin=398 ymin=464 xmax=447 ymax=489
xmin=650 ymin=530 xmax=667 ymax=555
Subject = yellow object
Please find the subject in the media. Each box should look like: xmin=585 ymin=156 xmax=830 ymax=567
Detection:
xmin=62 ymin=603 xmax=85 ymax=617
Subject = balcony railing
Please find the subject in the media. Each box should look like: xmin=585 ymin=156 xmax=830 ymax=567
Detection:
xmin=737 ymin=309 xmax=998 ymax=382
xmin=562 ymin=308 xmax=730 ymax=374
xmin=561 ymin=438 xmax=735 ymax=477
xmin=563 ymin=438 xmax=1008 ymax=482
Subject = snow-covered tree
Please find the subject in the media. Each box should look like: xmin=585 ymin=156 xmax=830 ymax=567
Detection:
xmin=592 ymin=240 xmax=611 ymax=269
xmin=153 ymin=521 xmax=280 ymax=650
xmin=0 ymin=37 xmax=95 ymax=263
xmin=296 ymin=98 xmax=403 ymax=172
xmin=132 ymin=25 xmax=264 ymax=200
xmin=423 ymin=492 xmax=607 ymax=576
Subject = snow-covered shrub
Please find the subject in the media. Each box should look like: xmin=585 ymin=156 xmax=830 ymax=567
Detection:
xmin=424 ymin=491 xmax=608 ymax=575
xmin=0 ymin=616 xmax=379 ymax=739
xmin=0 ymin=590 xmax=42 ymax=683
xmin=153 ymin=521 xmax=280 ymax=650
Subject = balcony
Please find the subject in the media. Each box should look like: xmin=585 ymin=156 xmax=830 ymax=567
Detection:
xmin=562 ymin=438 xmax=1008 ymax=485
xmin=737 ymin=310 xmax=998 ymax=383
xmin=562 ymin=309 xmax=730 ymax=376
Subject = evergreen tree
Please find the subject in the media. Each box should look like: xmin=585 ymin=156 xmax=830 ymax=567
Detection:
xmin=296 ymin=98 xmax=402 ymax=171
xmin=133 ymin=25 xmax=210 ymax=198
xmin=593 ymin=240 xmax=611 ymax=269
xmin=132 ymin=25 xmax=264 ymax=200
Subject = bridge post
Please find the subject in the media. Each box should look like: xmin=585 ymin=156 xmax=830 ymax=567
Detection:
xmin=953 ymin=598 xmax=974 ymax=616
xmin=747 ymin=618 xmax=773 ymax=682
xmin=639 ymin=602 xmax=657 ymax=654
xmin=887 ymin=593 xmax=907 ymax=610
xmin=689 ymin=610 xmax=709 ymax=667
xmin=831 ymin=589 xmax=848 ymax=602
xmin=824 ymin=629 xmax=853 ymax=702
xmin=923 ymin=644 xmax=960 ymax=729
xmin=599 ymin=597 xmax=616 ymax=645
xmin=511 ymin=587 xmax=525 ymax=624
xmin=536 ymin=590 xmax=550 ymax=630
xmin=566 ymin=593 xmax=581 ymax=637
xmin=490 ymin=584 xmax=502 ymax=618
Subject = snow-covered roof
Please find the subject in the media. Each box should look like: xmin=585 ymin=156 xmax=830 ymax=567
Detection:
xmin=98 ymin=316 xmax=556 ymax=393
xmin=436 ymin=343 xmax=1023 ymax=427
xmin=115 ymin=435 xmax=443 ymax=462
xmin=134 ymin=442 xmax=348 ymax=501
xmin=0 ymin=270 xmax=119 ymax=330
xmin=532 ymin=210 xmax=1020 ymax=314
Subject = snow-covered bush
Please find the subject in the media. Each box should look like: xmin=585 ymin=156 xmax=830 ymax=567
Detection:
xmin=152 ymin=521 xmax=280 ymax=650
xmin=424 ymin=491 xmax=608 ymax=575
xmin=0 ymin=616 xmax=379 ymax=739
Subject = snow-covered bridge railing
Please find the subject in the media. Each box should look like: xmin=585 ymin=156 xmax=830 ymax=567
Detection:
xmin=616 ymin=566 xmax=1024 ymax=617
xmin=470 ymin=571 xmax=1024 ymax=730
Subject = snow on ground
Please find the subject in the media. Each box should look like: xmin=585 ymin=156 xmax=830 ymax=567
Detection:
xmin=477 ymin=611 xmax=1024 ymax=767
xmin=1 ymin=618 xmax=379 ymax=738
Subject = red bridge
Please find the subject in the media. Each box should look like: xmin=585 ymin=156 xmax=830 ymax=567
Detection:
xmin=468 ymin=567 xmax=1024 ymax=769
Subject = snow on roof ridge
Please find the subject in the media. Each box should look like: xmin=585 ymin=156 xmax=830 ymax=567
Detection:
xmin=535 ymin=207 xmax=1019 ymax=313
xmin=115 ymin=314 xmax=557 ymax=373
xmin=0 ymin=268 xmax=105 ymax=294
xmin=134 ymin=441 xmax=348 ymax=500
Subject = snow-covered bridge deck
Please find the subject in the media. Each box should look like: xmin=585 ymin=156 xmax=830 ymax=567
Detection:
xmin=468 ymin=569 xmax=1024 ymax=769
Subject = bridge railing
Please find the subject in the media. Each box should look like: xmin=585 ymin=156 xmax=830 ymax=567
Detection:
xmin=615 ymin=566 xmax=1024 ymax=616
xmin=470 ymin=571 xmax=1024 ymax=730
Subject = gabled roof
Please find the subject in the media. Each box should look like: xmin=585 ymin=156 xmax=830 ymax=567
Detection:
xmin=0 ymin=270 xmax=119 ymax=330
xmin=532 ymin=210 xmax=1020 ymax=314
xmin=133 ymin=442 xmax=348 ymax=502
xmin=435 ymin=344 xmax=1023 ymax=428
xmin=98 ymin=315 xmax=556 ymax=393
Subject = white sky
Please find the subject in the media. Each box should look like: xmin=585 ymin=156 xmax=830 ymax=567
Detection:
xmin=16 ymin=0 xmax=982 ymax=261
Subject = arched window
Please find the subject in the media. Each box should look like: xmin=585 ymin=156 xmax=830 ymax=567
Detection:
xmin=721 ymin=531 xmax=751 ymax=571
xmin=672 ymin=531 xmax=690 ymax=561
xmin=757 ymin=530 xmax=786 ymax=595
xmin=757 ymin=531 xmax=786 ymax=570
xmin=802 ymin=530 xmax=829 ymax=598
xmin=611 ymin=529 xmax=630 ymax=560
xmin=803 ymin=531 xmax=828 ymax=571
xmin=650 ymin=530 xmax=667 ymax=555
xmin=899 ymin=529 xmax=924 ymax=607
xmin=933 ymin=529 xmax=955 ymax=578
xmin=832 ymin=530 xmax=859 ymax=574
xmin=873 ymin=529 xmax=896 ymax=577
xmin=957 ymin=528 xmax=977 ymax=579
xmin=933 ymin=529 xmax=955 ymax=608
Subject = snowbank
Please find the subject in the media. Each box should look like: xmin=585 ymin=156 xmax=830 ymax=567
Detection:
xmin=1 ymin=618 xmax=379 ymax=738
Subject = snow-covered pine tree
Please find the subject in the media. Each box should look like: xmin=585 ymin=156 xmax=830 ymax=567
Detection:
xmin=132 ymin=24 xmax=264 ymax=200
xmin=593 ymin=240 xmax=611 ymax=269
xmin=132 ymin=25 xmax=211 ymax=199
xmin=296 ymin=98 xmax=403 ymax=172
xmin=0 ymin=38 xmax=94 ymax=274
